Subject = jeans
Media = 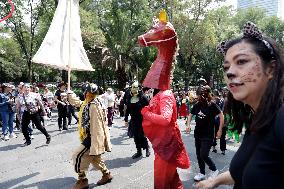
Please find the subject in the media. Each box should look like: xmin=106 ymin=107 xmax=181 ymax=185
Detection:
xmin=195 ymin=137 xmax=217 ymax=174
xmin=1 ymin=111 xmax=15 ymax=135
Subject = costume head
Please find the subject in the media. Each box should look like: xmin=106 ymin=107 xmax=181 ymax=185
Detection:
xmin=138 ymin=10 xmax=178 ymax=90
xmin=84 ymin=83 xmax=100 ymax=101
xmin=131 ymin=81 xmax=139 ymax=96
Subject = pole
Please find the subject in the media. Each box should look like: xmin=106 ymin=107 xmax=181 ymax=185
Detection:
xmin=67 ymin=0 xmax=72 ymax=91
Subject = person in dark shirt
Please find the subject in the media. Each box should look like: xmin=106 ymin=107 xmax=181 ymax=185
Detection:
xmin=196 ymin=22 xmax=284 ymax=189
xmin=187 ymin=85 xmax=224 ymax=182
xmin=54 ymin=82 xmax=68 ymax=130
xmin=124 ymin=81 xmax=150 ymax=159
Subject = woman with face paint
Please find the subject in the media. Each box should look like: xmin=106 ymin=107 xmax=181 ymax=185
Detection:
xmin=124 ymin=81 xmax=150 ymax=159
xmin=196 ymin=22 xmax=284 ymax=189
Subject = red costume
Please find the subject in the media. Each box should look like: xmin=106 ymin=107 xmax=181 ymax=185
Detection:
xmin=138 ymin=10 xmax=190 ymax=189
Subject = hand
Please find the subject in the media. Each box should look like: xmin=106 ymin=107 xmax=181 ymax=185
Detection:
xmin=216 ymin=129 xmax=222 ymax=139
xmin=185 ymin=126 xmax=191 ymax=134
xmin=125 ymin=122 xmax=129 ymax=127
xmin=195 ymin=179 xmax=216 ymax=189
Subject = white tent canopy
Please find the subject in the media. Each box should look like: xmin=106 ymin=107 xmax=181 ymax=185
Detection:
xmin=32 ymin=0 xmax=94 ymax=71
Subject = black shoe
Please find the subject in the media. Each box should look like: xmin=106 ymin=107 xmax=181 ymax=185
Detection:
xmin=22 ymin=141 xmax=31 ymax=147
xmin=221 ymin=151 xmax=225 ymax=155
xmin=212 ymin=149 xmax=217 ymax=153
xmin=46 ymin=136 xmax=51 ymax=144
xmin=63 ymin=127 xmax=68 ymax=130
xmin=146 ymin=149 xmax=151 ymax=157
xmin=132 ymin=152 xmax=142 ymax=159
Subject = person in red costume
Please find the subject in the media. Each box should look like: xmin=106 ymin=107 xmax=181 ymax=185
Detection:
xmin=138 ymin=10 xmax=190 ymax=189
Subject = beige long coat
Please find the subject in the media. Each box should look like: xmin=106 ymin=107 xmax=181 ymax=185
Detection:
xmin=68 ymin=94 xmax=112 ymax=155
xmin=89 ymin=99 xmax=112 ymax=155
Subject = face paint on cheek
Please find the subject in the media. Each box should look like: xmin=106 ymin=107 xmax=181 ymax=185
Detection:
xmin=253 ymin=58 xmax=263 ymax=78
xmin=241 ymin=72 xmax=255 ymax=83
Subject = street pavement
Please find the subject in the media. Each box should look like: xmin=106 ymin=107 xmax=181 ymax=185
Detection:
xmin=0 ymin=114 xmax=240 ymax=189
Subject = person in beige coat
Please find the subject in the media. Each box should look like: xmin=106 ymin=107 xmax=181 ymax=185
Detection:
xmin=68 ymin=83 xmax=113 ymax=189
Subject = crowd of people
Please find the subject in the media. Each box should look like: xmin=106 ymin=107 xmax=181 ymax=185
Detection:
xmin=1 ymin=21 xmax=284 ymax=189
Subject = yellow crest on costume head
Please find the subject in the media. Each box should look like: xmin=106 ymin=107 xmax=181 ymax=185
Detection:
xmin=159 ymin=9 xmax=168 ymax=23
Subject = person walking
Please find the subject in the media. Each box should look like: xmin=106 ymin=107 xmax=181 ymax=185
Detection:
xmin=17 ymin=84 xmax=51 ymax=146
xmin=68 ymin=83 xmax=113 ymax=189
xmin=186 ymin=85 xmax=224 ymax=182
xmin=124 ymin=81 xmax=150 ymax=159
xmin=0 ymin=84 xmax=17 ymax=140
xmin=54 ymin=82 xmax=68 ymax=130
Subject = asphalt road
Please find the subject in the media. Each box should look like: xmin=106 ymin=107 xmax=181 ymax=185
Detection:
xmin=0 ymin=114 xmax=239 ymax=189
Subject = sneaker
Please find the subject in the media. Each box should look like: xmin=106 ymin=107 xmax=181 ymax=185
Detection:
xmin=3 ymin=135 xmax=9 ymax=141
xmin=22 ymin=141 xmax=31 ymax=147
xmin=212 ymin=148 xmax=217 ymax=153
xmin=194 ymin=173 xmax=206 ymax=182
xmin=9 ymin=133 xmax=18 ymax=139
xmin=72 ymin=178 xmax=89 ymax=189
xmin=97 ymin=172 xmax=113 ymax=185
xmin=146 ymin=148 xmax=151 ymax=157
xmin=208 ymin=169 xmax=219 ymax=179
xmin=46 ymin=136 xmax=51 ymax=144
xmin=30 ymin=134 xmax=35 ymax=139
xmin=132 ymin=152 xmax=142 ymax=159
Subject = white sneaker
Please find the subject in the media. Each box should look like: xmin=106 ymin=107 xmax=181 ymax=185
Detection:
xmin=208 ymin=169 xmax=219 ymax=179
xmin=9 ymin=133 xmax=18 ymax=139
xmin=4 ymin=135 xmax=10 ymax=141
xmin=30 ymin=135 xmax=35 ymax=139
xmin=194 ymin=173 xmax=206 ymax=181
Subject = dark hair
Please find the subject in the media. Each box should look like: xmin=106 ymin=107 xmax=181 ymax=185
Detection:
xmin=224 ymin=36 xmax=284 ymax=133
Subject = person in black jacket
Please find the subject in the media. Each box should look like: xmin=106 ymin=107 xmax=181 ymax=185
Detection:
xmin=196 ymin=22 xmax=284 ymax=189
xmin=124 ymin=81 xmax=150 ymax=159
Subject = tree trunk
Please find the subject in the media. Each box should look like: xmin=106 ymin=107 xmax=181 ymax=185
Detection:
xmin=116 ymin=66 xmax=128 ymax=90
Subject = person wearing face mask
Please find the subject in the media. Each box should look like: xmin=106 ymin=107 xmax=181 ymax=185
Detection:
xmin=186 ymin=85 xmax=224 ymax=182
xmin=68 ymin=83 xmax=113 ymax=189
xmin=196 ymin=22 xmax=284 ymax=189
xmin=124 ymin=81 xmax=150 ymax=159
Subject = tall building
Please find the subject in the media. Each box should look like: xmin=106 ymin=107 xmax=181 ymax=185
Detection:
xmin=237 ymin=0 xmax=284 ymax=19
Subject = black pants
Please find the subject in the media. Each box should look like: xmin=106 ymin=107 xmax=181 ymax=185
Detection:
xmin=58 ymin=106 xmax=67 ymax=129
xmin=133 ymin=124 xmax=149 ymax=152
xmin=195 ymin=137 xmax=217 ymax=174
xmin=118 ymin=104 xmax=124 ymax=117
xmin=22 ymin=111 xmax=49 ymax=142
xmin=68 ymin=105 xmax=78 ymax=125
xmin=213 ymin=126 xmax=227 ymax=151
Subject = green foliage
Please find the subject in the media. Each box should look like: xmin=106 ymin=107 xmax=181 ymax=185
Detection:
xmin=0 ymin=0 xmax=284 ymax=91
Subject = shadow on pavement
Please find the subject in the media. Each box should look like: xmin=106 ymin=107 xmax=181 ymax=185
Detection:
xmin=0 ymin=143 xmax=22 ymax=152
xmin=104 ymin=156 xmax=141 ymax=169
xmin=110 ymin=133 xmax=131 ymax=146
xmin=11 ymin=177 xmax=77 ymax=189
xmin=0 ymin=172 xmax=40 ymax=189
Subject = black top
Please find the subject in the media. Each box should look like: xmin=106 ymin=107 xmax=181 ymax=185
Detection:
xmin=230 ymin=105 xmax=284 ymax=189
xmin=124 ymin=94 xmax=149 ymax=124
xmin=191 ymin=101 xmax=221 ymax=138
xmin=55 ymin=89 xmax=65 ymax=108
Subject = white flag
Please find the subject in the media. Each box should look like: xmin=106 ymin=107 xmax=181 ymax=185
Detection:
xmin=32 ymin=0 xmax=94 ymax=71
